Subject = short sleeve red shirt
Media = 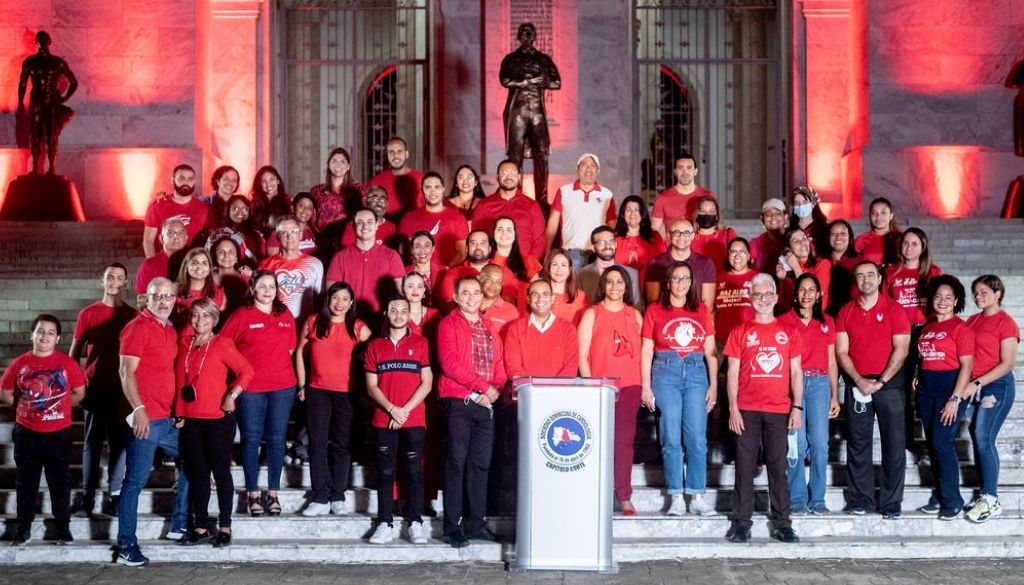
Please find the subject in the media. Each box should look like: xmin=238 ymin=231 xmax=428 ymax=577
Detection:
xmin=836 ymin=295 xmax=912 ymax=375
xmin=340 ymin=219 xmax=397 ymax=249
xmin=965 ymin=310 xmax=1020 ymax=379
xmin=364 ymin=331 xmax=431 ymax=428
xmin=642 ymin=303 xmax=715 ymax=356
xmin=301 ymin=317 xmax=368 ymax=392
xmin=723 ymin=318 xmax=805 ymax=414
xmin=398 ymin=207 xmax=469 ymax=266
xmin=144 ymin=196 xmax=210 ymax=245
xmin=219 ymin=306 xmax=297 ymax=392
xmin=119 ymin=310 xmax=179 ymax=419
xmin=324 ymin=243 xmax=404 ymax=314
xmin=481 ymin=298 xmax=520 ymax=338
xmin=368 ymin=168 xmax=425 ymax=215
xmin=651 ymin=186 xmax=716 ymax=227
xmin=175 ymin=336 xmax=254 ymax=419
xmin=1 ymin=351 xmax=85 ymax=433
xmin=73 ymin=301 xmax=138 ymax=387
xmin=919 ymin=317 xmax=975 ymax=372
xmin=778 ymin=311 xmax=836 ymax=371
xmin=692 ymin=227 xmax=736 ymax=274
xmin=714 ymin=270 xmax=755 ymax=344
xmin=885 ymin=264 xmax=942 ymax=326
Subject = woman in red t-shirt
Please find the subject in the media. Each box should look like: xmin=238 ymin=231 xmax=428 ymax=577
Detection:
xmin=778 ymin=273 xmax=839 ymax=515
xmin=250 ymin=165 xmax=292 ymax=237
xmin=776 ymin=228 xmax=832 ymax=312
xmin=541 ymin=249 xmax=589 ymax=325
xmin=614 ymin=195 xmax=666 ymax=287
xmin=294 ymin=281 xmax=371 ymax=516
xmin=691 ymin=195 xmax=736 ymax=273
xmin=491 ymin=216 xmax=541 ymax=303
xmin=267 ymin=192 xmax=320 ymax=258
xmin=964 ymin=274 xmax=1020 ymax=522
xmin=714 ymin=237 xmax=755 ymax=347
xmin=915 ymin=275 xmax=975 ymax=519
xmin=854 ymin=197 xmax=901 ymax=266
xmin=640 ymin=261 xmax=719 ymax=517
xmin=174 ymin=248 xmax=226 ymax=331
xmin=447 ymin=164 xmax=485 ymax=223
xmin=885 ymin=227 xmax=941 ymax=328
xmin=401 ymin=271 xmax=440 ymax=338
xmin=405 ymin=231 xmax=445 ymax=305
xmin=578 ymin=265 xmax=644 ymax=516
xmin=210 ymin=237 xmax=252 ymax=323
xmin=176 ymin=298 xmax=254 ymax=547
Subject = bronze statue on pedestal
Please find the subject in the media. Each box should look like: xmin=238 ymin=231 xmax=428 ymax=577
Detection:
xmin=17 ymin=30 xmax=78 ymax=176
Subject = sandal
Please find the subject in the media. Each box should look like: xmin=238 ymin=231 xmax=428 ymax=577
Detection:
xmin=266 ymin=493 xmax=282 ymax=516
xmin=248 ymin=493 xmax=265 ymax=517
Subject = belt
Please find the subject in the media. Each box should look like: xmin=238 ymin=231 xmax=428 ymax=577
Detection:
xmin=803 ymin=369 xmax=828 ymax=377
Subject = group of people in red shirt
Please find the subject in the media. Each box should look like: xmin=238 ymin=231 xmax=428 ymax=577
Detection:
xmin=1 ymin=146 xmax=1017 ymax=560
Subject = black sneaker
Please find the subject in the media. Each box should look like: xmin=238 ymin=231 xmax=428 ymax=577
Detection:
xmin=212 ymin=531 xmax=232 ymax=548
xmin=467 ymin=525 xmax=499 ymax=542
xmin=54 ymin=526 xmax=74 ymax=545
xmin=72 ymin=498 xmax=94 ymax=519
xmin=917 ymin=501 xmax=941 ymax=514
xmin=882 ymin=510 xmax=902 ymax=520
xmin=725 ymin=525 xmax=751 ymax=543
xmin=116 ymin=545 xmax=150 ymax=567
xmin=445 ymin=529 xmax=469 ymax=549
xmin=179 ymin=530 xmax=212 ymax=546
xmin=938 ymin=508 xmax=963 ymax=521
xmin=771 ymin=526 xmax=799 ymax=543
xmin=9 ymin=531 xmax=31 ymax=547
xmin=102 ymin=495 xmax=120 ymax=517
xmin=845 ymin=506 xmax=867 ymax=516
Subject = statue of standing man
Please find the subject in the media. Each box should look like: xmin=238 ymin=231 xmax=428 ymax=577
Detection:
xmin=500 ymin=23 xmax=560 ymax=210
xmin=18 ymin=31 xmax=78 ymax=176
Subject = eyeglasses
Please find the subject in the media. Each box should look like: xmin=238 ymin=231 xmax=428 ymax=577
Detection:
xmin=728 ymin=249 xmax=749 ymax=256
xmin=669 ymin=275 xmax=692 ymax=283
xmin=751 ymin=292 xmax=776 ymax=300
xmin=148 ymin=293 xmax=175 ymax=302
xmin=278 ymin=228 xmax=301 ymax=236
xmin=669 ymin=230 xmax=694 ymax=238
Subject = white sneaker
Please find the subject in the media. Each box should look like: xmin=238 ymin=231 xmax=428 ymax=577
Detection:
xmin=966 ymin=496 xmax=1002 ymax=524
xmin=408 ymin=520 xmax=429 ymax=544
xmin=302 ymin=501 xmax=330 ymax=517
xmin=330 ymin=500 xmax=348 ymax=515
xmin=689 ymin=494 xmax=718 ymax=516
xmin=369 ymin=523 xmax=396 ymax=544
xmin=666 ymin=494 xmax=686 ymax=516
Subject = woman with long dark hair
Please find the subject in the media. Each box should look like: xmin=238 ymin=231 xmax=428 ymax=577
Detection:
xmin=405 ymin=231 xmax=444 ymax=303
xmin=614 ymin=195 xmax=666 ymax=286
xmin=401 ymin=271 xmax=439 ymax=336
xmin=822 ymin=219 xmax=860 ymax=316
xmin=776 ymin=228 xmax=832 ymax=310
xmin=855 ymin=197 xmax=901 ymax=266
xmin=540 ymin=248 xmax=589 ymax=325
xmin=779 ymin=273 xmax=839 ymax=515
xmin=447 ymin=164 xmax=486 ymax=223
xmin=310 ymin=147 xmax=365 ymax=241
xmin=204 ymin=195 xmax=266 ymax=264
xmin=251 ymin=165 xmax=293 ymax=236
xmin=218 ymin=270 xmax=298 ymax=517
xmin=201 ymin=165 xmax=240 ymax=223
xmin=294 ymin=281 xmax=371 ymax=516
xmin=266 ymin=192 xmax=320 ymax=258
xmin=640 ymin=261 xmax=719 ymax=517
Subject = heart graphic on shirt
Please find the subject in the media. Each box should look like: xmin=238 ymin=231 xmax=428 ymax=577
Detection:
xmin=276 ymin=269 xmax=305 ymax=297
xmin=755 ymin=351 xmax=782 ymax=373
xmin=673 ymin=322 xmax=695 ymax=348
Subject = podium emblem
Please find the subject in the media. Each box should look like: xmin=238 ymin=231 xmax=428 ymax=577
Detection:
xmin=538 ymin=410 xmax=593 ymax=472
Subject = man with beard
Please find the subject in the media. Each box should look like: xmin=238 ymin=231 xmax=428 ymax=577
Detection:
xmin=141 ymin=164 xmax=208 ymax=258
xmin=471 ymin=160 xmax=546 ymax=260
xmin=577 ymin=226 xmax=642 ymax=310
xmin=368 ymin=136 xmax=424 ymax=220
xmin=398 ymin=172 xmax=468 ymax=266
xmin=651 ymin=152 xmax=716 ymax=236
xmin=436 ymin=230 xmax=517 ymax=307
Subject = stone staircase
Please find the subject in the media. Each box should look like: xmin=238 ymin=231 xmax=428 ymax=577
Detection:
xmin=1 ymin=218 xmax=1024 ymax=564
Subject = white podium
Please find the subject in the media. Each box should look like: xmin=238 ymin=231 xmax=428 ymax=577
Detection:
xmin=511 ymin=377 xmax=617 ymax=572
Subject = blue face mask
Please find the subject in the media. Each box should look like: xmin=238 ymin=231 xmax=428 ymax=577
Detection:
xmin=793 ymin=203 xmax=813 ymax=219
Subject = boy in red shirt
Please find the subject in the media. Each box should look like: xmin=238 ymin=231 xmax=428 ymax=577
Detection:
xmin=723 ymin=274 xmax=804 ymax=544
xmin=1 ymin=314 xmax=86 ymax=546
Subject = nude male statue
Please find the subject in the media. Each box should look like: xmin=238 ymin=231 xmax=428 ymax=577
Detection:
xmin=18 ymin=31 xmax=78 ymax=175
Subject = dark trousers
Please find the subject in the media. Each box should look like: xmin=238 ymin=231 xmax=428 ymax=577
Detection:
xmin=306 ymin=387 xmax=353 ymax=503
xmin=180 ymin=415 xmax=236 ymax=529
xmin=14 ymin=424 xmax=72 ymax=532
xmin=375 ymin=426 xmax=426 ymax=525
xmin=81 ymin=405 xmax=128 ymax=500
xmin=918 ymin=370 xmax=967 ymax=513
xmin=845 ymin=375 xmax=906 ymax=513
xmin=730 ymin=411 xmax=791 ymax=530
xmin=442 ymin=398 xmax=493 ymax=536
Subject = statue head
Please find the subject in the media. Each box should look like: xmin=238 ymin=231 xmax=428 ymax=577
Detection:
xmin=516 ymin=23 xmax=536 ymax=47
xmin=35 ymin=31 xmax=51 ymax=50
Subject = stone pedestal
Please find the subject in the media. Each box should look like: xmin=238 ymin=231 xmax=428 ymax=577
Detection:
xmin=0 ymin=174 xmax=85 ymax=221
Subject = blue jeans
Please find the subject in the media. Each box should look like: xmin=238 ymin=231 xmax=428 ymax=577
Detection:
xmin=917 ymin=370 xmax=967 ymax=513
xmin=971 ymin=372 xmax=1015 ymax=498
xmin=237 ymin=387 xmax=296 ymax=491
xmin=787 ymin=375 xmax=831 ymax=509
xmin=117 ymin=417 xmax=189 ymax=549
xmin=651 ymin=351 xmax=709 ymax=494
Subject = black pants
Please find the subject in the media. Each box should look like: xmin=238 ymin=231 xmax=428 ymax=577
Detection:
xmin=845 ymin=375 xmax=906 ymax=513
xmin=306 ymin=388 xmax=353 ymax=503
xmin=180 ymin=415 xmax=236 ymax=528
xmin=442 ymin=398 xmax=493 ymax=536
xmin=731 ymin=410 xmax=791 ymax=530
xmin=14 ymin=424 xmax=72 ymax=532
xmin=375 ymin=426 xmax=426 ymax=525
xmin=81 ymin=405 xmax=128 ymax=500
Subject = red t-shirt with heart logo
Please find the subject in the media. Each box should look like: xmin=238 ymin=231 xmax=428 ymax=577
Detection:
xmin=641 ymin=303 xmax=715 ymax=357
xmin=724 ymin=318 xmax=805 ymax=413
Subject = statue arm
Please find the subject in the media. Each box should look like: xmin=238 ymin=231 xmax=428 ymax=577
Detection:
xmin=543 ymin=56 xmax=561 ymax=90
xmin=500 ymin=55 xmax=544 ymax=89
xmin=60 ymin=60 xmax=78 ymax=101
xmin=17 ymin=62 xmax=28 ymax=110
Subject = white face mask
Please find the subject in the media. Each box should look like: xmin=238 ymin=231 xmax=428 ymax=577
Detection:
xmin=793 ymin=203 xmax=813 ymax=219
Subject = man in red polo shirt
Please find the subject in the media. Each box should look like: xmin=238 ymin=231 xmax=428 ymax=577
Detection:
xmin=479 ymin=265 xmax=520 ymax=337
xmin=437 ymin=276 xmax=507 ymax=548
xmin=398 ymin=172 xmax=468 ymax=267
xmin=365 ymin=296 xmax=433 ymax=545
xmin=2 ymin=314 xmax=86 ymax=546
xmin=436 ymin=230 xmax=517 ymax=306
xmin=326 ymin=208 xmax=405 ymax=322
xmin=651 ymin=152 xmax=716 ymax=236
xmin=368 ymin=136 xmax=424 ymax=220
xmin=135 ymin=218 xmax=188 ymax=300
xmin=471 ymin=160 xmax=546 ymax=259
xmin=724 ymin=273 xmax=804 ymax=544
xmin=116 ymin=277 xmax=190 ymax=566
xmin=503 ymin=280 xmax=579 ymax=378
xmin=142 ymin=164 xmax=208 ymax=258
xmin=836 ymin=259 xmax=911 ymax=518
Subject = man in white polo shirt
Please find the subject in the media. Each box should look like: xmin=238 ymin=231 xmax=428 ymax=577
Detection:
xmin=545 ymin=153 xmax=617 ymax=269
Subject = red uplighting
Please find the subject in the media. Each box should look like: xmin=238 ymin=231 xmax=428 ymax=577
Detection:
xmin=911 ymin=145 xmax=981 ymax=218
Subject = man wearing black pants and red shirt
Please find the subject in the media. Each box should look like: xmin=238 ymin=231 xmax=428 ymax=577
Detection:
xmin=2 ymin=314 xmax=87 ymax=546
xmin=836 ymin=260 xmax=911 ymax=518
xmin=724 ymin=273 xmax=804 ymax=543
xmin=437 ymin=276 xmax=507 ymax=548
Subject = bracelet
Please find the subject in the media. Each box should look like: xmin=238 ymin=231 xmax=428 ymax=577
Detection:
xmin=791 ymin=405 xmax=804 ymax=411
xmin=387 ymin=405 xmax=395 ymax=414
xmin=131 ymin=405 xmax=146 ymax=414
xmin=949 ymin=395 xmax=962 ymax=404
